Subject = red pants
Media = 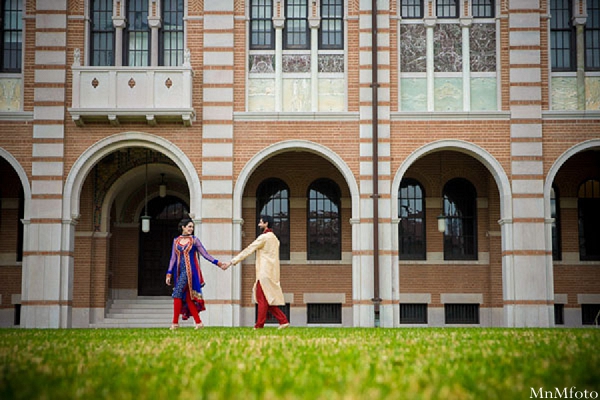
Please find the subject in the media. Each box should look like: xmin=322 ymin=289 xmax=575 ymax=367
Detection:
xmin=172 ymin=290 xmax=201 ymax=324
xmin=255 ymin=281 xmax=288 ymax=328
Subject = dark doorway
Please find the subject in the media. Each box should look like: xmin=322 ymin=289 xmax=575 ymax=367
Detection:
xmin=138 ymin=195 xmax=189 ymax=296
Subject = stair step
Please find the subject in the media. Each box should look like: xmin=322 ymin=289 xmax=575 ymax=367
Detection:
xmin=95 ymin=297 xmax=187 ymax=328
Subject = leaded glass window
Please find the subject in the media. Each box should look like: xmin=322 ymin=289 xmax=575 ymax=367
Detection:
xmin=250 ymin=0 xmax=274 ymax=49
xmin=443 ymin=178 xmax=477 ymax=260
xmin=307 ymin=179 xmax=341 ymax=260
xmin=285 ymin=0 xmax=309 ymax=49
xmin=550 ymin=0 xmax=575 ymax=71
xmin=1 ymin=0 xmax=22 ymax=72
xmin=578 ymin=179 xmax=600 ymax=260
xmin=398 ymin=179 xmax=426 ymax=260
xmin=320 ymin=0 xmax=343 ymax=49
xmin=125 ymin=0 xmax=150 ymax=66
xmin=161 ymin=0 xmax=184 ymax=66
xmin=257 ymin=179 xmax=290 ymax=260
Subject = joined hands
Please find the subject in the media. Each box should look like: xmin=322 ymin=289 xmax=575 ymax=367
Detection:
xmin=218 ymin=261 xmax=232 ymax=270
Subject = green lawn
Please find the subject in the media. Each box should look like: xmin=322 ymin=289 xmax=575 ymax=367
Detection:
xmin=0 ymin=328 xmax=598 ymax=399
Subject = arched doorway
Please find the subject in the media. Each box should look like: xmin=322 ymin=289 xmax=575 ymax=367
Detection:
xmin=138 ymin=195 xmax=189 ymax=296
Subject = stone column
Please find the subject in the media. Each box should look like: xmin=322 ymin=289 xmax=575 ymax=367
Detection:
xmin=309 ymin=7 xmax=321 ymax=112
xmin=356 ymin=0 xmax=393 ymax=327
xmin=201 ymin=0 xmax=236 ymax=326
xmin=20 ymin=0 xmax=70 ymax=328
xmin=273 ymin=9 xmax=285 ymax=112
xmin=148 ymin=16 xmax=162 ymax=67
xmin=460 ymin=17 xmax=473 ymax=111
xmin=424 ymin=17 xmax=436 ymax=111
xmin=113 ymin=17 xmax=126 ymax=67
xmin=505 ymin=0 xmax=553 ymax=327
xmin=574 ymin=17 xmax=586 ymax=110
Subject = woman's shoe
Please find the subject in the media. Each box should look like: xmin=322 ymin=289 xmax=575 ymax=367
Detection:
xmin=194 ymin=322 xmax=204 ymax=330
xmin=169 ymin=324 xmax=179 ymax=331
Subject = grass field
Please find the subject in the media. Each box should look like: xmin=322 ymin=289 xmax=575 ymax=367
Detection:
xmin=0 ymin=327 xmax=599 ymax=400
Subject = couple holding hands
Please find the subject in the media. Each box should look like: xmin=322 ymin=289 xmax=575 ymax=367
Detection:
xmin=165 ymin=215 xmax=290 ymax=330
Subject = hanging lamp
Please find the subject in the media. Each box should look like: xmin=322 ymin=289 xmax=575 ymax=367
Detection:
xmin=141 ymin=151 xmax=151 ymax=233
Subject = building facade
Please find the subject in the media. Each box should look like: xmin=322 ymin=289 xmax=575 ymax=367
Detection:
xmin=0 ymin=0 xmax=598 ymax=329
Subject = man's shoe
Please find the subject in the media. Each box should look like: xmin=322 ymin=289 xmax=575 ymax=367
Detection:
xmin=278 ymin=323 xmax=290 ymax=330
xmin=194 ymin=322 xmax=204 ymax=330
xmin=169 ymin=324 xmax=179 ymax=331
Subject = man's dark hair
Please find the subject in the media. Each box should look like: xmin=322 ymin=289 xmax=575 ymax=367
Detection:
xmin=177 ymin=218 xmax=194 ymax=234
xmin=259 ymin=215 xmax=274 ymax=229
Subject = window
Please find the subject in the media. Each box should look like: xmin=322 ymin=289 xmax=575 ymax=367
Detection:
xmin=554 ymin=304 xmax=564 ymax=325
xmin=472 ymin=0 xmax=494 ymax=18
xmin=307 ymin=303 xmax=342 ymax=324
xmin=125 ymin=0 xmax=150 ymax=66
xmin=401 ymin=0 xmax=423 ymax=19
xmin=1 ymin=0 xmax=22 ymax=72
xmin=581 ymin=304 xmax=600 ymax=325
xmin=256 ymin=179 xmax=290 ymax=260
xmin=307 ymin=179 xmax=341 ymax=260
xmin=161 ymin=0 xmax=184 ymax=66
xmin=445 ymin=304 xmax=479 ymax=324
xmin=17 ymin=187 xmax=23 ymax=262
xmin=578 ymin=179 xmax=600 ymax=261
xmin=320 ymin=0 xmax=343 ymax=49
xmin=398 ymin=179 xmax=426 ymax=260
xmin=437 ymin=0 xmax=459 ymax=18
xmin=250 ymin=0 xmax=274 ymax=49
xmin=90 ymin=0 xmax=114 ymax=66
xmin=550 ymin=0 xmax=575 ymax=71
xmin=255 ymin=303 xmax=290 ymax=324
xmin=443 ymin=178 xmax=477 ymax=260
xmin=285 ymin=0 xmax=309 ymax=49
xmin=551 ymin=186 xmax=562 ymax=261
xmin=400 ymin=304 xmax=428 ymax=324
xmin=13 ymin=304 xmax=20 ymax=326
xmin=586 ymin=0 xmax=600 ymax=70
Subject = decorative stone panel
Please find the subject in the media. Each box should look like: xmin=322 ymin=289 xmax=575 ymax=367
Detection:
xmin=434 ymin=77 xmax=463 ymax=111
xmin=282 ymin=54 xmax=311 ymax=73
xmin=0 ymin=78 xmax=21 ymax=111
xmin=586 ymin=77 xmax=600 ymax=110
xmin=470 ymin=24 xmax=496 ymax=72
xmin=318 ymin=54 xmax=344 ymax=73
xmin=401 ymin=78 xmax=427 ymax=111
xmin=471 ymin=78 xmax=497 ymax=111
xmin=283 ymin=78 xmax=311 ymax=111
xmin=249 ymin=54 xmax=275 ymax=73
xmin=247 ymin=79 xmax=276 ymax=111
xmin=434 ymin=24 xmax=462 ymax=73
xmin=400 ymin=24 xmax=426 ymax=73
xmin=551 ymin=77 xmax=578 ymax=111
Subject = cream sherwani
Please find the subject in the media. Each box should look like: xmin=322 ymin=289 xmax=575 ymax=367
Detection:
xmin=231 ymin=231 xmax=285 ymax=306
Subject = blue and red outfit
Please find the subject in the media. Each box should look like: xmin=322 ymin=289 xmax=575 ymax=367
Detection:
xmin=167 ymin=235 xmax=219 ymax=324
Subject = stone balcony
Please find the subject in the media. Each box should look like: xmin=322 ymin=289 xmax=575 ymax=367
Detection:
xmin=68 ymin=51 xmax=195 ymax=127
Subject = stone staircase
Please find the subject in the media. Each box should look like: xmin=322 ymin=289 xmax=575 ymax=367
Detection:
xmin=92 ymin=296 xmax=197 ymax=328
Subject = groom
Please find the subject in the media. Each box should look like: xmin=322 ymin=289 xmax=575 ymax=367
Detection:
xmin=223 ymin=215 xmax=290 ymax=330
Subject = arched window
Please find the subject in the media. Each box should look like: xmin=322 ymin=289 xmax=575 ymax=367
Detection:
xmin=578 ymin=179 xmax=600 ymax=261
xmin=257 ymin=179 xmax=290 ymax=260
xmin=551 ymin=185 xmax=562 ymax=261
xmin=307 ymin=179 xmax=341 ymax=260
xmin=398 ymin=179 xmax=426 ymax=260
xmin=443 ymin=178 xmax=477 ymax=260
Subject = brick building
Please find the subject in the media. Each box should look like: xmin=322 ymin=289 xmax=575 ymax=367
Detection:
xmin=0 ymin=0 xmax=598 ymax=329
